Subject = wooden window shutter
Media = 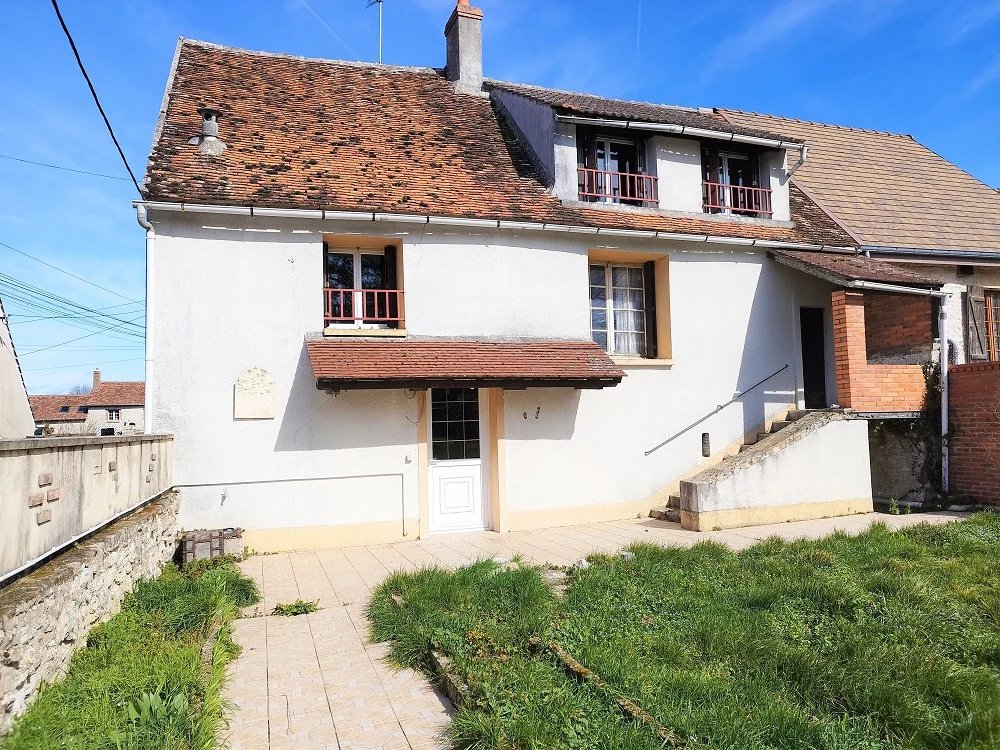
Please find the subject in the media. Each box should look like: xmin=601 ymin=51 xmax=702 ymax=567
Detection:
xmin=383 ymin=245 xmax=399 ymax=329
xmin=965 ymin=286 xmax=988 ymax=360
xmin=643 ymin=261 xmax=658 ymax=359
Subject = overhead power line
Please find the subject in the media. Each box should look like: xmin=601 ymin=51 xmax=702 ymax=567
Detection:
xmin=0 ymin=153 xmax=130 ymax=181
xmin=50 ymin=0 xmax=143 ymax=197
xmin=0 ymin=239 xmax=140 ymax=303
xmin=24 ymin=356 xmax=143 ymax=372
xmin=21 ymin=313 xmax=146 ymax=355
xmin=0 ymin=273 xmax=144 ymax=331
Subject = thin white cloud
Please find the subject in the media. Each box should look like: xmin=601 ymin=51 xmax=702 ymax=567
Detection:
xmin=946 ymin=0 xmax=1000 ymax=44
xmin=700 ymin=0 xmax=835 ymax=81
xmin=965 ymin=54 xmax=1000 ymax=96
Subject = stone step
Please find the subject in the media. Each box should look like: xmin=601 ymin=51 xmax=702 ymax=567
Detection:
xmin=667 ymin=494 xmax=680 ymax=509
xmin=769 ymin=420 xmax=793 ymax=433
xmin=786 ymin=409 xmax=812 ymax=421
xmin=648 ymin=506 xmax=681 ymax=523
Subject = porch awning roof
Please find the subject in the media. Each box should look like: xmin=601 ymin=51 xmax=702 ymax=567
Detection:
xmin=770 ymin=248 xmax=939 ymax=288
xmin=306 ymin=336 xmax=626 ymax=391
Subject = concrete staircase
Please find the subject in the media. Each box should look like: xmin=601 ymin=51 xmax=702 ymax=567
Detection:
xmin=649 ymin=409 xmax=819 ymax=523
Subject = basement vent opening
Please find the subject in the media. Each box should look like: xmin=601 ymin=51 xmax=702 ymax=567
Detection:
xmin=701 ymin=432 xmax=711 ymax=457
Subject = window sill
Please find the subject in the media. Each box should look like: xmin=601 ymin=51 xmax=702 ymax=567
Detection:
xmin=323 ymin=326 xmax=407 ymax=338
xmin=611 ymin=356 xmax=674 ymax=369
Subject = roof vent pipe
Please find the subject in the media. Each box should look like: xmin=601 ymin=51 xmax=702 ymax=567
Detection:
xmin=444 ymin=0 xmax=484 ymax=95
xmin=189 ymin=108 xmax=227 ymax=155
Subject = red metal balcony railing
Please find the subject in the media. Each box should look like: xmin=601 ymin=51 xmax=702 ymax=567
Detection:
xmin=702 ymin=181 xmax=772 ymax=217
xmin=578 ymin=168 xmax=658 ymax=207
xmin=324 ymin=288 xmax=404 ymax=326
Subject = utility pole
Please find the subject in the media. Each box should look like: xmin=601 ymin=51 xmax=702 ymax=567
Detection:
xmin=367 ymin=0 xmax=384 ymax=64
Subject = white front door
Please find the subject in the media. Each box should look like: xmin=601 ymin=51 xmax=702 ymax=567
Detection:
xmin=428 ymin=387 xmax=487 ymax=533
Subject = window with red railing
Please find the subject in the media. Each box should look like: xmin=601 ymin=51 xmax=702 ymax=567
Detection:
xmin=323 ymin=244 xmax=403 ymax=328
xmin=577 ymin=132 xmax=658 ymax=208
xmin=701 ymin=147 xmax=772 ymax=217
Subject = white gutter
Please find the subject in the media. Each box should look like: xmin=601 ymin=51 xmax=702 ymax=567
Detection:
xmin=135 ymin=204 xmax=155 ymax=434
xmin=134 ymin=200 xmax=853 ymax=253
xmin=554 ymin=114 xmax=804 ymax=151
xmin=849 ymin=280 xmax=950 ymax=493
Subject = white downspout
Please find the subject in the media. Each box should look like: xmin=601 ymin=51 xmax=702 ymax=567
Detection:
xmin=848 ymin=280 xmax=950 ymax=493
xmin=135 ymin=204 xmax=155 ymax=434
xmin=786 ymin=143 xmax=809 ymax=178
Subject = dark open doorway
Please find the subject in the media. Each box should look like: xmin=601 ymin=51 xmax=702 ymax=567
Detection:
xmin=799 ymin=307 xmax=827 ymax=409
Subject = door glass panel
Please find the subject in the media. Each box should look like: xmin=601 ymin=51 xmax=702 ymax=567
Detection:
xmin=360 ymin=253 xmax=387 ymax=319
xmin=325 ymin=252 xmax=354 ymax=320
xmin=431 ymin=388 xmax=480 ymax=461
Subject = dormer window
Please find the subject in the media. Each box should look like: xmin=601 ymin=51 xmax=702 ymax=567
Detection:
xmin=577 ymin=130 xmax=658 ymax=208
xmin=702 ymin=146 xmax=772 ymax=217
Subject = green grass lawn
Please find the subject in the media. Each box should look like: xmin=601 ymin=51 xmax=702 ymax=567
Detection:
xmin=368 ymin=515 xmax=1000 ymax=749
xmin=2 ymin=557 xmax=259 ymax=750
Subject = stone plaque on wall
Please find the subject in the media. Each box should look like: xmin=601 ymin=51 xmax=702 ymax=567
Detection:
xmin=233 ymin=367 xmax=276 ymax=420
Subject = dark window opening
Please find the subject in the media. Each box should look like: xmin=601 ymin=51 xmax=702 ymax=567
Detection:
xmin=576 ymin=128 xmax=657 ymax=207
xmin=431 ymin=388 xmax=480 ymax=461
xmin=701 ymin=145 xmax=772 ymax=217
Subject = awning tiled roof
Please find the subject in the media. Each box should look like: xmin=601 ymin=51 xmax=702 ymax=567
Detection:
xmin=770 ymin=249 xmax=937 ymax=287
xmin=306 ymin=337 xmax=625 ymax=390
xmin=720 ymin=110 xmax=1000 ymax=252
xmin=143 ymin=40 xmax=851 ymax=248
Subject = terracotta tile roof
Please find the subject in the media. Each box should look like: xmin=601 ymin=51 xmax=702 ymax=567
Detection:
xmin=143 ymin=41 xmax=850 ymax=248
xmin=28 ymin=395 xmax=88 ymax=423
xmin=88 ymin=381 xmax=145 ymax=407
xmin=488 ymin=81 xmax=801 ymax=143
xmin=720 ymin=110 xmax=1000 ymax=252
xmin=770 ymin=249 xmax=937 ymax=287
xmin=306 ymin=337 xmax=625 ymax=389
xmin=28 ymin=382 xmax=144 ymax=423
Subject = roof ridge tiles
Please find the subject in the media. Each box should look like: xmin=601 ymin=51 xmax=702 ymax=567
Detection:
xmin=719 ymin=108 xmax=914 ymax=139
xmin=178 ymin=37 xmax=440 ymax=75
xmin=486 ymin=78 xmax=703 ymax=115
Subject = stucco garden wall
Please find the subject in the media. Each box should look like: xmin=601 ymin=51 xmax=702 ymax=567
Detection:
xmin=0 ymin=492 xmax=178 ymax=733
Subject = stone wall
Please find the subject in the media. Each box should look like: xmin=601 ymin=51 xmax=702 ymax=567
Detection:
xmin=0 ymin=491 xmax=179 ymax=734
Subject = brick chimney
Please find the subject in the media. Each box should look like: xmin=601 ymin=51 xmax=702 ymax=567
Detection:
xmin=92 ymin=368 xmax=101 ymax=390
xmin=444 ymin=0 xmax=483 ymax=95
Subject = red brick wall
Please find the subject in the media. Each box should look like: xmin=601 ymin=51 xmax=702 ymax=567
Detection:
xmin=949 ymin=362 xmax=1000 ymax=506
xmin=832 ymin=290 xmax=927 ymax=412
xmin=863 ymin=292 xmax=932 ymax=357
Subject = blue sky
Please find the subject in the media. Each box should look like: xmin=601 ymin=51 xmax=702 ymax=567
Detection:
xmin=1 ymin=0 xmax=997 ymax=394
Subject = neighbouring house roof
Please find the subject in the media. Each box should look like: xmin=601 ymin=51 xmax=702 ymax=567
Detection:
xmin=305 ymin=337 xmax=625 ymax=390
xmin=719 ymin=110 xmax=1000 ymax=253
xmin=770 ymin=249 xmax=937 ymax=288
xmin=486 ymin=81 xmax=803 ymax=143
xmin=28 ymin=382 xmax=144 ymax=423
xmin=143 ymin=40 xmax=851 ymax=248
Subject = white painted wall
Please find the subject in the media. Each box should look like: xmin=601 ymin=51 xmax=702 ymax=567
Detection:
xmin=762 ymin=150 xmax=791 ymax=222
xmin=149 ymin=212 xmax=838 ymax=535
xmin=652 ymin=136 xmax=703 ymax=213
xmin=0 ymin=298 xmax=34 ymax=439
xmin=553 ymin=121 xmax=578 ymax=201
xmin=84 ymin=405 xmax=144 ymax=434
xmin=681 ymin=416 xmax=871 ymax=513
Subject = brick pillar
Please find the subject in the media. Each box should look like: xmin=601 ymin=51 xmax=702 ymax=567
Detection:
xmin=832 ymin=290 xmax=867 ymax=409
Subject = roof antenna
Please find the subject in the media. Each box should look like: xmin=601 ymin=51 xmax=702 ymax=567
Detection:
xmin=367 ymin=0 xmax=384 ymax=63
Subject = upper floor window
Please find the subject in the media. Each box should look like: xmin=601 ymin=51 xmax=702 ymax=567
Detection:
xmin=323 ymin=243 xmax=402 ymax=329
xmin=107 ymin=409 xmax=120 ymax=421
xmin=701 ymin=147 xmax=772 ymax=218
xmin=577 ymin=131 xmax=658 ymax=208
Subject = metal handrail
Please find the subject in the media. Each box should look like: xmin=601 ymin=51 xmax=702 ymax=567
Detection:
xmin=324 ymin=287 xmax=403 ymax=325
xmin=644 ymin=364 xmax=790 ymax=456
xmin=702 ymin=180 xmax=773 ymax=216
xmin=577 ymin=167 xmax=659 ymax=207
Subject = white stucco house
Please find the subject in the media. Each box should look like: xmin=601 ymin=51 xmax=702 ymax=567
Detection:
xmin=0 ymin=295 xmax=34 ymax=439
xmin=137 ymin=1 xmax=955 ymax=550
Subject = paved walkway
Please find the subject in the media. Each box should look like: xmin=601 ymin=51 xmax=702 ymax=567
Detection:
xmin=223 ymin=511 xmax=962 ymax=749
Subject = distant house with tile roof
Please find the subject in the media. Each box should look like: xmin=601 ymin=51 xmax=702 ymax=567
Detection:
xmin=136 ymin=0 xmax=984 ymax=548
xmin=0 ymin=295 xmax=34 ymax=439
xmin=29 ymin=369 xmax=144 ymax=436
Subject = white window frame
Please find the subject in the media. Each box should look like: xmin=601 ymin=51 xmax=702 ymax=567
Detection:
xmin=593 ymin=136 xmax=645 ymax=204
xmin=590 ymin=262 xmax=647 ymax=357
xmin=325 ymin=247 xmax=390 ymax=330
xmin=107 ymin=409 xmax=121 ymax=422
